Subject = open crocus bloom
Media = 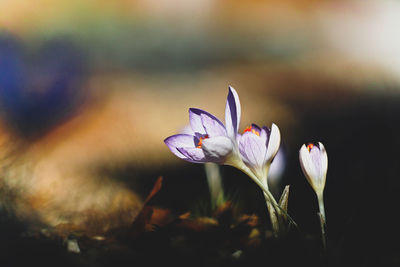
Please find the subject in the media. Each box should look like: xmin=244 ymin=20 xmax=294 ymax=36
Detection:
xmin=299 ymin=142 xmax=328 ymax=196
xmin=164 ymin=86 xmax=295 ymax=235
xmin=164 ymin=86 xmax=241 ymax=164
xmin=238 ymin=123 xmax=281 ymax=180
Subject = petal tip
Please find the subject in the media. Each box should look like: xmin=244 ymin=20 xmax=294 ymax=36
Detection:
xmin=228 ymin=85 xmax=239 ymax=98
xmin=225 ymin=85 xmax=241 ymax=137
xmin=271 ymin=123 xmax=280 ymax=132
xmin=163 ymin=135 xmax=174 ymax=145
xmin=299 ymin=143 xmax=307 ymax=152
xmin=318 ymin=142 xmax=326 ymax=151
xmin=188 ymin=107 xmax=200 ymax=114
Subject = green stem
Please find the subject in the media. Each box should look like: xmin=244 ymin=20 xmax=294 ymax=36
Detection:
xmin=260 ymin=168 xmax=280 ymax=237
xmin=232 ymin=161 xmax=298 ymax=233
xmin=264 ymin=192 xmax=280 ymax=236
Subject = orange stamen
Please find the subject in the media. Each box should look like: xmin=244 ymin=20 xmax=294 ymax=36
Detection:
xmin=197 ymin=134 xmax=209 ymax=148
xmin=307 ymin=143 xmax=314 ymax=152
xmin=244 ymin=126 xmax=252 ymax=133
xmin=243 ymin=126 xmax=260 ymax=136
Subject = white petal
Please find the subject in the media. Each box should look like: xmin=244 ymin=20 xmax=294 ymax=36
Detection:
xmin=201 ymin=136 xmax=233 ymax=160
xmin=318 ymin=142 xmax=328 ymax=189
xmin=264 ymin=123 xmax=281 ymax=164
xmin=299 ymin=144 xmax=320 ymax=191
xmin=179 ymin=124 xmax=194 ymax=135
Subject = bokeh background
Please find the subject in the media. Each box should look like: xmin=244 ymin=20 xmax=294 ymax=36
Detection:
xmin=1 ymin=0 xmax=400 ymax=266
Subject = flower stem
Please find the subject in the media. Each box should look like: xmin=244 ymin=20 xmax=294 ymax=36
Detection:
xmin=231 ymin=161 xmax=297 ymax=236
xmin=260 ymin=170 xmax=281 ymax=237
xmin=204 ymin=163 xmax=225 ymax=208
xmin=264 ymin=192 xmax=280 ymax=236
xmin=317 ymin=193 xmax=327 ymax=252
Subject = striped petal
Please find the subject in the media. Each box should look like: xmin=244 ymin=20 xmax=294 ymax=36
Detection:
xmin=225 ymin=86 xmax=241 ymax=140
xmin=164 ymin=134 xmax=197 ymax=159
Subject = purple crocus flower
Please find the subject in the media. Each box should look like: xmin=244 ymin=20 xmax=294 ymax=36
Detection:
xmin=237 ymin=123 xmax=281 ymax=180
xmin=164 ymin=86 xmax=295 ymax=235
xmin=299 ymin=142 xmax=328 ymax=196
xmin=164 ymin=86 xmax=241 ymax=164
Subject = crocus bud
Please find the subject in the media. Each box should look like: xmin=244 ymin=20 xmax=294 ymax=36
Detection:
xmin=299 ymin=142 xmax=328 ymax=196
xmin=237 ymin=123 xmax=281 ymax=181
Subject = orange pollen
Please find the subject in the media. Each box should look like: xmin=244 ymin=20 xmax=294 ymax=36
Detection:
xmin=307 ymin=143 xmax=314 ymax=152
xmin=197 ymin=135 xmax=209 ymax=148
xmin=243 ymin=126 xmax=260 ymax=136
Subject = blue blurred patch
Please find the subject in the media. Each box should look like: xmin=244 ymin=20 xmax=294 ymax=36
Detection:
xmin=0 ymin=33 xmax=87 ymax=139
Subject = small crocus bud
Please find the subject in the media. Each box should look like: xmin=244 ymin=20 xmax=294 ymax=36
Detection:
xmin=299 ymin=142 xmax=328 ymax=250
xmin=299 ymin=142 xmax=328 ymax=197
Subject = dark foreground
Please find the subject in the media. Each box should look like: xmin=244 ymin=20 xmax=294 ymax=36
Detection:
xmin=2 ymin=94 xmax=400 ymax=267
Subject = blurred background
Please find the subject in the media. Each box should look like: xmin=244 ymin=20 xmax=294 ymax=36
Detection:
xmin=1 ymin=0 xmax=400 ymax=266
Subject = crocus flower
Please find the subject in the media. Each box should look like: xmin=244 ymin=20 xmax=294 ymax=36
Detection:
xmin=164 ymin=86 xmax=241 ymax=164
xmin=164 ymin=85 xmax=296 ymax=236
xmin=299 ymin=142 xmax=328 ymax=196
xmin=237 ymin=123 xmax=281 ymax=181
xmin=299 ymin=142 xmax=328 ymax=249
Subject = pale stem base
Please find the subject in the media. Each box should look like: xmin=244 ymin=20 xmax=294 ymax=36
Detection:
xmin=227 ymin=158 xmax=295 ymax=237
xmin=204 ymin=163 xmax=225 ymax=208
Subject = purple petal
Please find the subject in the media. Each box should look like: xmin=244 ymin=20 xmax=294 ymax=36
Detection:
xmin=177 ymin=147 xmax=208 ymax=163
xmin=225 ymin=86 xmax=241 ymax=140
xmin=259 ymin=129 xmax=268 ymax=142
xmin=236 ymin=133 xmax=242 ymax=144
xmin=164 ymin=134 xmax=197 ymax=159
xmin=260 ymin=126 xmax=271 ymax=145
xmin=239 ymin=132 xmax=266 ymax=169
xmin=189 ymin=108 xmax=225 ymax=136
xmin=200 ymin=113 xmax=226 ymax=137
xmin=201 ymin=136 xmax=233 ymax=161
xmin=189 ymin=108 xmax=206 ymax=135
